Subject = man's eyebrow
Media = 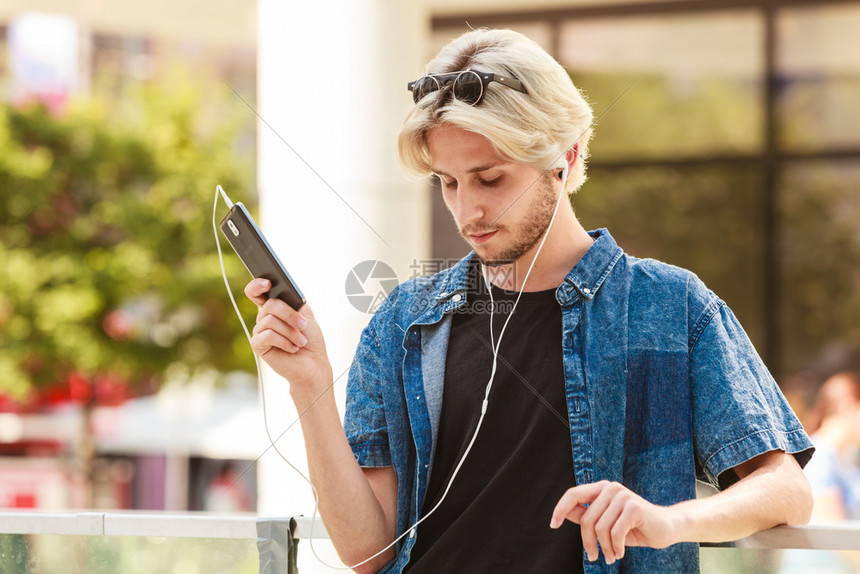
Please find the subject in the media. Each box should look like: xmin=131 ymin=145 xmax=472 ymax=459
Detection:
xmin=430 ymin=163 xmax=507 ymax=177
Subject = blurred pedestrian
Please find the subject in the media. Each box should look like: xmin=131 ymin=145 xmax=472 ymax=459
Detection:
xmin=779 ymin=371 xmax=860 ymax=573
xmin=805 ymin=371 xmax=860 ymax=523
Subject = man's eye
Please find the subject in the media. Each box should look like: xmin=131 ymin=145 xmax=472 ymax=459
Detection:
xmin=438 ymin=177 xmax=456 ymax=189
xmin=480 ymin=176 xmax=502 ymax=187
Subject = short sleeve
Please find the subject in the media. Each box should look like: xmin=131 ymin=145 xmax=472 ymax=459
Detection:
xmin=690 ymin=301 xmax=814 ymax=488
xmin=343 ymin=323 xmax=392 ymax=467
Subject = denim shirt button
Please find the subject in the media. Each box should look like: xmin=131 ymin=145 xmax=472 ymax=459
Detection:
xmin=582 ymin=287 xmax=591 ymax=295
xmin=410 ymin=528 xmax=416 ymax=538
xmin=452 ymin=293 xmax=462 ymax=302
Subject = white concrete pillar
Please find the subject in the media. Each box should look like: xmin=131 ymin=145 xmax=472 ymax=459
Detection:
xmin=256 ymin=0 xmax=429 ymax=554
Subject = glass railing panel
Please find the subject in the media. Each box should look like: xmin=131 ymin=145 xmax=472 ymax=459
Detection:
xmin=0 ymin=533 xmax=259 ymax=574
xmin=702 ymin=547 xmax=860 ymax=574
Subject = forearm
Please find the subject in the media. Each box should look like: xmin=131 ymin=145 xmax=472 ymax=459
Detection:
xmin=243 ymin=286 xmax=396 ymax=572
xmin=552 ymin=452 xmax=812 ymax=564
xmin=291 ymin=384 xmax=396 ymax=572
xmin=668 ymin=451 xmax=812 ymax=544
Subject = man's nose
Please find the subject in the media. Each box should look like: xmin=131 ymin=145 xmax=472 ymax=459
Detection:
xmin=453 ymin=184 xmax=486 ymax=227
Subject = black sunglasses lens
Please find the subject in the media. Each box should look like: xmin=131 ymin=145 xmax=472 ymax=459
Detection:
xmin=453 ymin=72 xmax=483 ymax=105
xmin=412 ymin=76 xmax=440 ymax=103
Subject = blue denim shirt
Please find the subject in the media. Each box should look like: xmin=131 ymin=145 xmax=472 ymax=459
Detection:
xmin=344 ymin=228 xmax=813 ymax=573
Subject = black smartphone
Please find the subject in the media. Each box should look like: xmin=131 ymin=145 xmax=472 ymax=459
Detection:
xmin=219 ymin=202 xmax=306 ymax=310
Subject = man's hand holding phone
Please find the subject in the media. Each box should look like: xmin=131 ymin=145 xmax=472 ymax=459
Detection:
xmin=245 ymin=278 xmax=333 ymax=402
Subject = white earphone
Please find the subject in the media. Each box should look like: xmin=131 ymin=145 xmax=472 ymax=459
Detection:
xmin=216 ymin=140 xmax=578 ymax=569
xmin=353 ymin=150 xmax=577 ymax=566
xmin=419 ymin=149 xmax=574 ymax=537
xmin=556 ymin=158 xmax=569 ymax=183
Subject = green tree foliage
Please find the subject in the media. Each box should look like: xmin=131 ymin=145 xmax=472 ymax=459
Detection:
xmin=0 ymin=82 xmax=258 ymax=404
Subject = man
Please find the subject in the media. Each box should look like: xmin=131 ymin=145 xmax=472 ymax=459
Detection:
xmin=246 ymin=28 xmax=814 ymax=573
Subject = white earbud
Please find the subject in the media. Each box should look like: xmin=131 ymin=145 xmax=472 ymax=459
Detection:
xmin=554 ymin=157 xmax=569 ymax=183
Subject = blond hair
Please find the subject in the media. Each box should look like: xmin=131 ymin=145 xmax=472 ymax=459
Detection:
xmin=397 ymin=28 xmax=594 ymax=194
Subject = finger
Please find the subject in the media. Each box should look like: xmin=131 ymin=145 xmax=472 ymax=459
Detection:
xmin=594 ymin=495 xmax=629 ymax=565
xmin=258 ymin=297 xmax=309 ymax=331
xmin=298 ymin=302 xmax=315 ymax=319
xmin=550 ymin=482 xmax=605 ymax=529
xmin=609 ymin=504 xmax=638 ymax=561
xmin=251 ymin=328 xmax=301 ymax=356
xmin=618 ymin=495 xmax=655 ymax=548
xmin=562 ymin=504 xmax=587 ymax=525
xmin=244 ymin=278 xmax=272 ymax=307
xmin=579 ymin=485 xmax=617 ymax=562
xmin=253 ymin=313 xmax=308 ymax=347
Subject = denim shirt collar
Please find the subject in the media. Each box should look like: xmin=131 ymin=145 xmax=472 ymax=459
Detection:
xmin=428 ymin=228 xmax=624 ymax=311
xmin=430 ymin=254 xmax=474 ymax=305
xmin=556 ymin=228 xmax=625 ymax=306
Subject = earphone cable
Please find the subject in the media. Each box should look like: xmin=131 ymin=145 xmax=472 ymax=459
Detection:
xmin=213 ymin=164 xmax=569 ymax=570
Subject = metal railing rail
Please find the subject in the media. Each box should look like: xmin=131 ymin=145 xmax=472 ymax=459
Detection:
xmin=719 ymin=523 xmax=860 ymax=551
xmin=0 ymin=511 xmax=258 ymax=539
xmin=0 ymin=511 xmax=858 ymax=572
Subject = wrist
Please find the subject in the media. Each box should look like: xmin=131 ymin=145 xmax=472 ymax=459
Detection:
xmin=289 ymin=374 xmax=335 ymax=410
xmin=663 ymin=501 xmax=695 ymax=545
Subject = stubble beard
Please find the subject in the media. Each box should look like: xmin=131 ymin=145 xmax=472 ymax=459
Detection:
xmin=471 ymin=176 xmax=560 ymax=268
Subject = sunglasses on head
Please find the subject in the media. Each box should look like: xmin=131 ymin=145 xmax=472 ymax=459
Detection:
xmin=407 ymin=69 xmax=526 ymax=106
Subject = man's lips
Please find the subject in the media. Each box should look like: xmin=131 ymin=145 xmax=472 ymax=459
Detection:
xmin=468 ymin=230 xmax=498 ymax=244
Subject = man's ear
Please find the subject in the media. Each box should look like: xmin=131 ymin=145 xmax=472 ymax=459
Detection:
xmin=568 ymin=143 xmax=579 ymax=168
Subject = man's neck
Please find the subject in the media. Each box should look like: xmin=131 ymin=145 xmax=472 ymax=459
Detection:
xmin=486 ymin=211 xmax=594 ymax=292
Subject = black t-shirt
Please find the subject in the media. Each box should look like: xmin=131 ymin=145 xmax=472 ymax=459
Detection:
xmin=405 ymin=263 xmax=584 ymax=573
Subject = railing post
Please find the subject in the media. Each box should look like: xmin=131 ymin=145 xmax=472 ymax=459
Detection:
xmin=256 ymin=517 xmax=299 ymax=574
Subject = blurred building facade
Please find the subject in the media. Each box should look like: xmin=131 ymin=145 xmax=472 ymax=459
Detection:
xmin=2 ymin=0 xmax=860 ymax=525
xmin=0 ymin=2 xmax=256 ymax=102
